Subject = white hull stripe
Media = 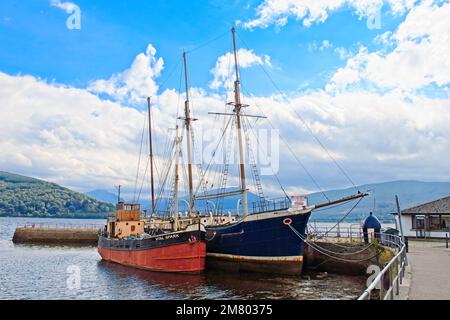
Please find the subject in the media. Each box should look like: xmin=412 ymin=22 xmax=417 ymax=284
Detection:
xmin=206 ymin=252 xmax=303 ymax=262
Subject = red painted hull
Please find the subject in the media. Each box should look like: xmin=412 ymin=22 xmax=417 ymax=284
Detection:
xmin=98 ymin=241 xmax=206 ymax=274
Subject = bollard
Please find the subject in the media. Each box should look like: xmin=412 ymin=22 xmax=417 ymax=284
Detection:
xmin=445 ymin=233 xmax=448 ymax=248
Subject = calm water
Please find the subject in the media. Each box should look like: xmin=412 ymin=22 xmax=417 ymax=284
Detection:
xmin=0 ymin=217 xmax=366 ymax=300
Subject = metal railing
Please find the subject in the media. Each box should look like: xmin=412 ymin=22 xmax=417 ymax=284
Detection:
xmin=22 ymin=222 xmax=102 ymax=230
xmin=250 ymin=197 xmax=291 ymax=214
xmin=307 ymin=223 xmax=408 ymax=300
xmin=358 ymin=233 xmax=407 ymax=300
xmin=307 ymin=223 xmax=364 ymax=241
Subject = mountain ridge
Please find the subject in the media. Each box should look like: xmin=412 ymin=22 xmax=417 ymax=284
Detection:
xmin=87 ymin=180 xmax=450 ymax=221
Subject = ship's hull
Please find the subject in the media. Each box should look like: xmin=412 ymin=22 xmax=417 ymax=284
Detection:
xmin=205 ymin=210 xmax=311 ymax=275
xmin=98 ymin=229 xmax=206 ymax=274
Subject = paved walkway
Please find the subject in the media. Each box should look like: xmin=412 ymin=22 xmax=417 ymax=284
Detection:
xmin=408 ymin=240 xmax=450 ymax=300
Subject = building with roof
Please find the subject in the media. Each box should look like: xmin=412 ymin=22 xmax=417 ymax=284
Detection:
xmin=399 ymin=196 xmax=450 ymax=239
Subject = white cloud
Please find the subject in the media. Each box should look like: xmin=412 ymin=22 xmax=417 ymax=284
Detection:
xmin=88 ymin=44 xmax=164 ymax=105
xmin=334 ymin=47 xmax=353 ymax=60
xmin=3 ymin=61 xmax=450 ymax=197
xmin=242 ymin=0 xmax=416 ymax=29
xmin=209 ymin=49 xmax=271 ymax=90
xmin=309 ymin=40 xmax=333 ymax=52
xmin=373 ymin=31 xmax=394 ymax=46
xmin=325 ymin=0 xmax=450 ymax=93
xmin=326 ymin=46 xmax=367 ymax=92
xmin=3 ymin=1 xmax=450 ymax=197
xmin=50 ymin=0 xmax=78 ymax=13
xmin=0 ymin=72 xmax=151 ymax=191
xmin=320 ymin=40 xmax=332 ymax=51
xmin=241 ymin=87 xmax=450 ymax=190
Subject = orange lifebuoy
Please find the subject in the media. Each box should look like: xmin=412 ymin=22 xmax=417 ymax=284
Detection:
xmin=283 ymin=218 xmax=292 ymax=225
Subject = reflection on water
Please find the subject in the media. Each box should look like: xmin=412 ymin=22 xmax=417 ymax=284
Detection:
xmin=98 ymin=261 xmax=365 ymax=300
xmin=0 ymin=217 xmax=366 ymax=300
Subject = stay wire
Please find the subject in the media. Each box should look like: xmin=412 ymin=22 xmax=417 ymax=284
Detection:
xmin=236 ymin=33 xmax=359 ymax=193
xmin=186 ymin=31 xmax=229 ymax=54
xmin=240 ymin=84 xmax=330 ymax=202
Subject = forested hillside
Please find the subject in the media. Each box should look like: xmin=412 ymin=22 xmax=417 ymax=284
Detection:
xmin=0 ymin=171 xmax=114 ymax=218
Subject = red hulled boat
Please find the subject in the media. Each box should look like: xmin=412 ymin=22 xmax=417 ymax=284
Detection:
xmin=98 ymin=202 xmax=206 ymax=273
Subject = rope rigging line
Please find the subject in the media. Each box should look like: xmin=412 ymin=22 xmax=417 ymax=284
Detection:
xmin=185 ymin=30 xmax=229 ymax=54
xmin=313 ymin=196 xmax=365 ymax=240
xmin=136 ymin=157 xmax=150 ymax=202
xmin=193 ymin=116 xmax=233 ymax=198
xmin=155 ymin=61 xmax=185 ymax=217
xmin=155 ymin=137 xmax=176 ymax=216
xmin=241 ymin=115 xmax=265 ymax=202
xmin=242 ymin=113 xmax=289 ymax=199
xmin=240 ymin=84 xmax=330 ymax=202
xmin=132 ymin=108 xmax=148 ymax=202
xmin=216 ymin=116 xmax=236 ymax=214
xmin=130 ymin=57 xmax=183 ymax=210
xmin=154 ymin=132 xmax=173 ymax=208
xmin=236 ymin=33 xmax=359 ymax=194
xmin=157 ymin=58 xmax=182 ymax=94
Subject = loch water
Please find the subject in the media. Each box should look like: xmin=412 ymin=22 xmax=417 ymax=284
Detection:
xmin=0 ymin=217 xmax=366 ymax=300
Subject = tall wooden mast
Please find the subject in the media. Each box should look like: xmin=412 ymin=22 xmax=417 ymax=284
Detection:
xmin=173 ymin=125 xmax=180 ymax=231
xmin=182 ymin=51 xmax=195 ymax=216
xmin=147 ymin=97 xmax=156 ymax=216
xmin=231 ymin=27 xmax=249 ymax=217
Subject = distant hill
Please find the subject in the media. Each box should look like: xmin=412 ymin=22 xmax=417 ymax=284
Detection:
xmin=0 ymin=171 xmax=115 ymax=218
xmin=83 ymin=180 xmax=450 ymax=222
xmin=86 ymin=189 xmax=122 ymax=204
xmin=306 ymin=180 xmax=450 ymax=222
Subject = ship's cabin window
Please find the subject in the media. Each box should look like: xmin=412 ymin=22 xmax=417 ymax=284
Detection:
xmin=116 ymin=203 xmax=141 ymax=211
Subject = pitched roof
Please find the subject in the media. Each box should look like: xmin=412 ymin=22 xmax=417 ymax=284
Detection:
xmin=402 ymin=196 xmax=450 ymax=215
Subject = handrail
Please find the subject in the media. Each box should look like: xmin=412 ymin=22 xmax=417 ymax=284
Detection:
xmin=307 ymin=223 xmax=408 ymax=300
xmin=308 ymin=225 xmax=364 ymax=240
xmin=358 ymin=233 xmax=407 ymax=300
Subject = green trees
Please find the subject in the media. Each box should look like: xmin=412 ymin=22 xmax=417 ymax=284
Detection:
xmin=0 ymin=172 xmax=115 ymax=218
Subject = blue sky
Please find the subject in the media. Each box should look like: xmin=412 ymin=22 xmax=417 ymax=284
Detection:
xmin=1 ymin=0 xmax=404 ymax=95
xmin=1 ymin=0 xmax=450 ymax=199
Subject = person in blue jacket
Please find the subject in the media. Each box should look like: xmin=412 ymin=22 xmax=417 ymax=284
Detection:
xmin=363 ymin=212 xmax=381 ymax=243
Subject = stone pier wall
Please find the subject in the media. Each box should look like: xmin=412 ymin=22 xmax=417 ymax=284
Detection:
xmin=304 ymin=239 xmax=394 ymax=275
xmin=12 ymin=227 xmax=100 ymax=245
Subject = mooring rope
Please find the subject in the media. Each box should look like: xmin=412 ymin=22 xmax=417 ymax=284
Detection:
xmin=287 ymin=223 xmax=380 ymax=262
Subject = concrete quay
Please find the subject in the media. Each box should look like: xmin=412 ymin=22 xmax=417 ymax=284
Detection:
xmin=407 ymin=240 xmax=450 ymax=300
